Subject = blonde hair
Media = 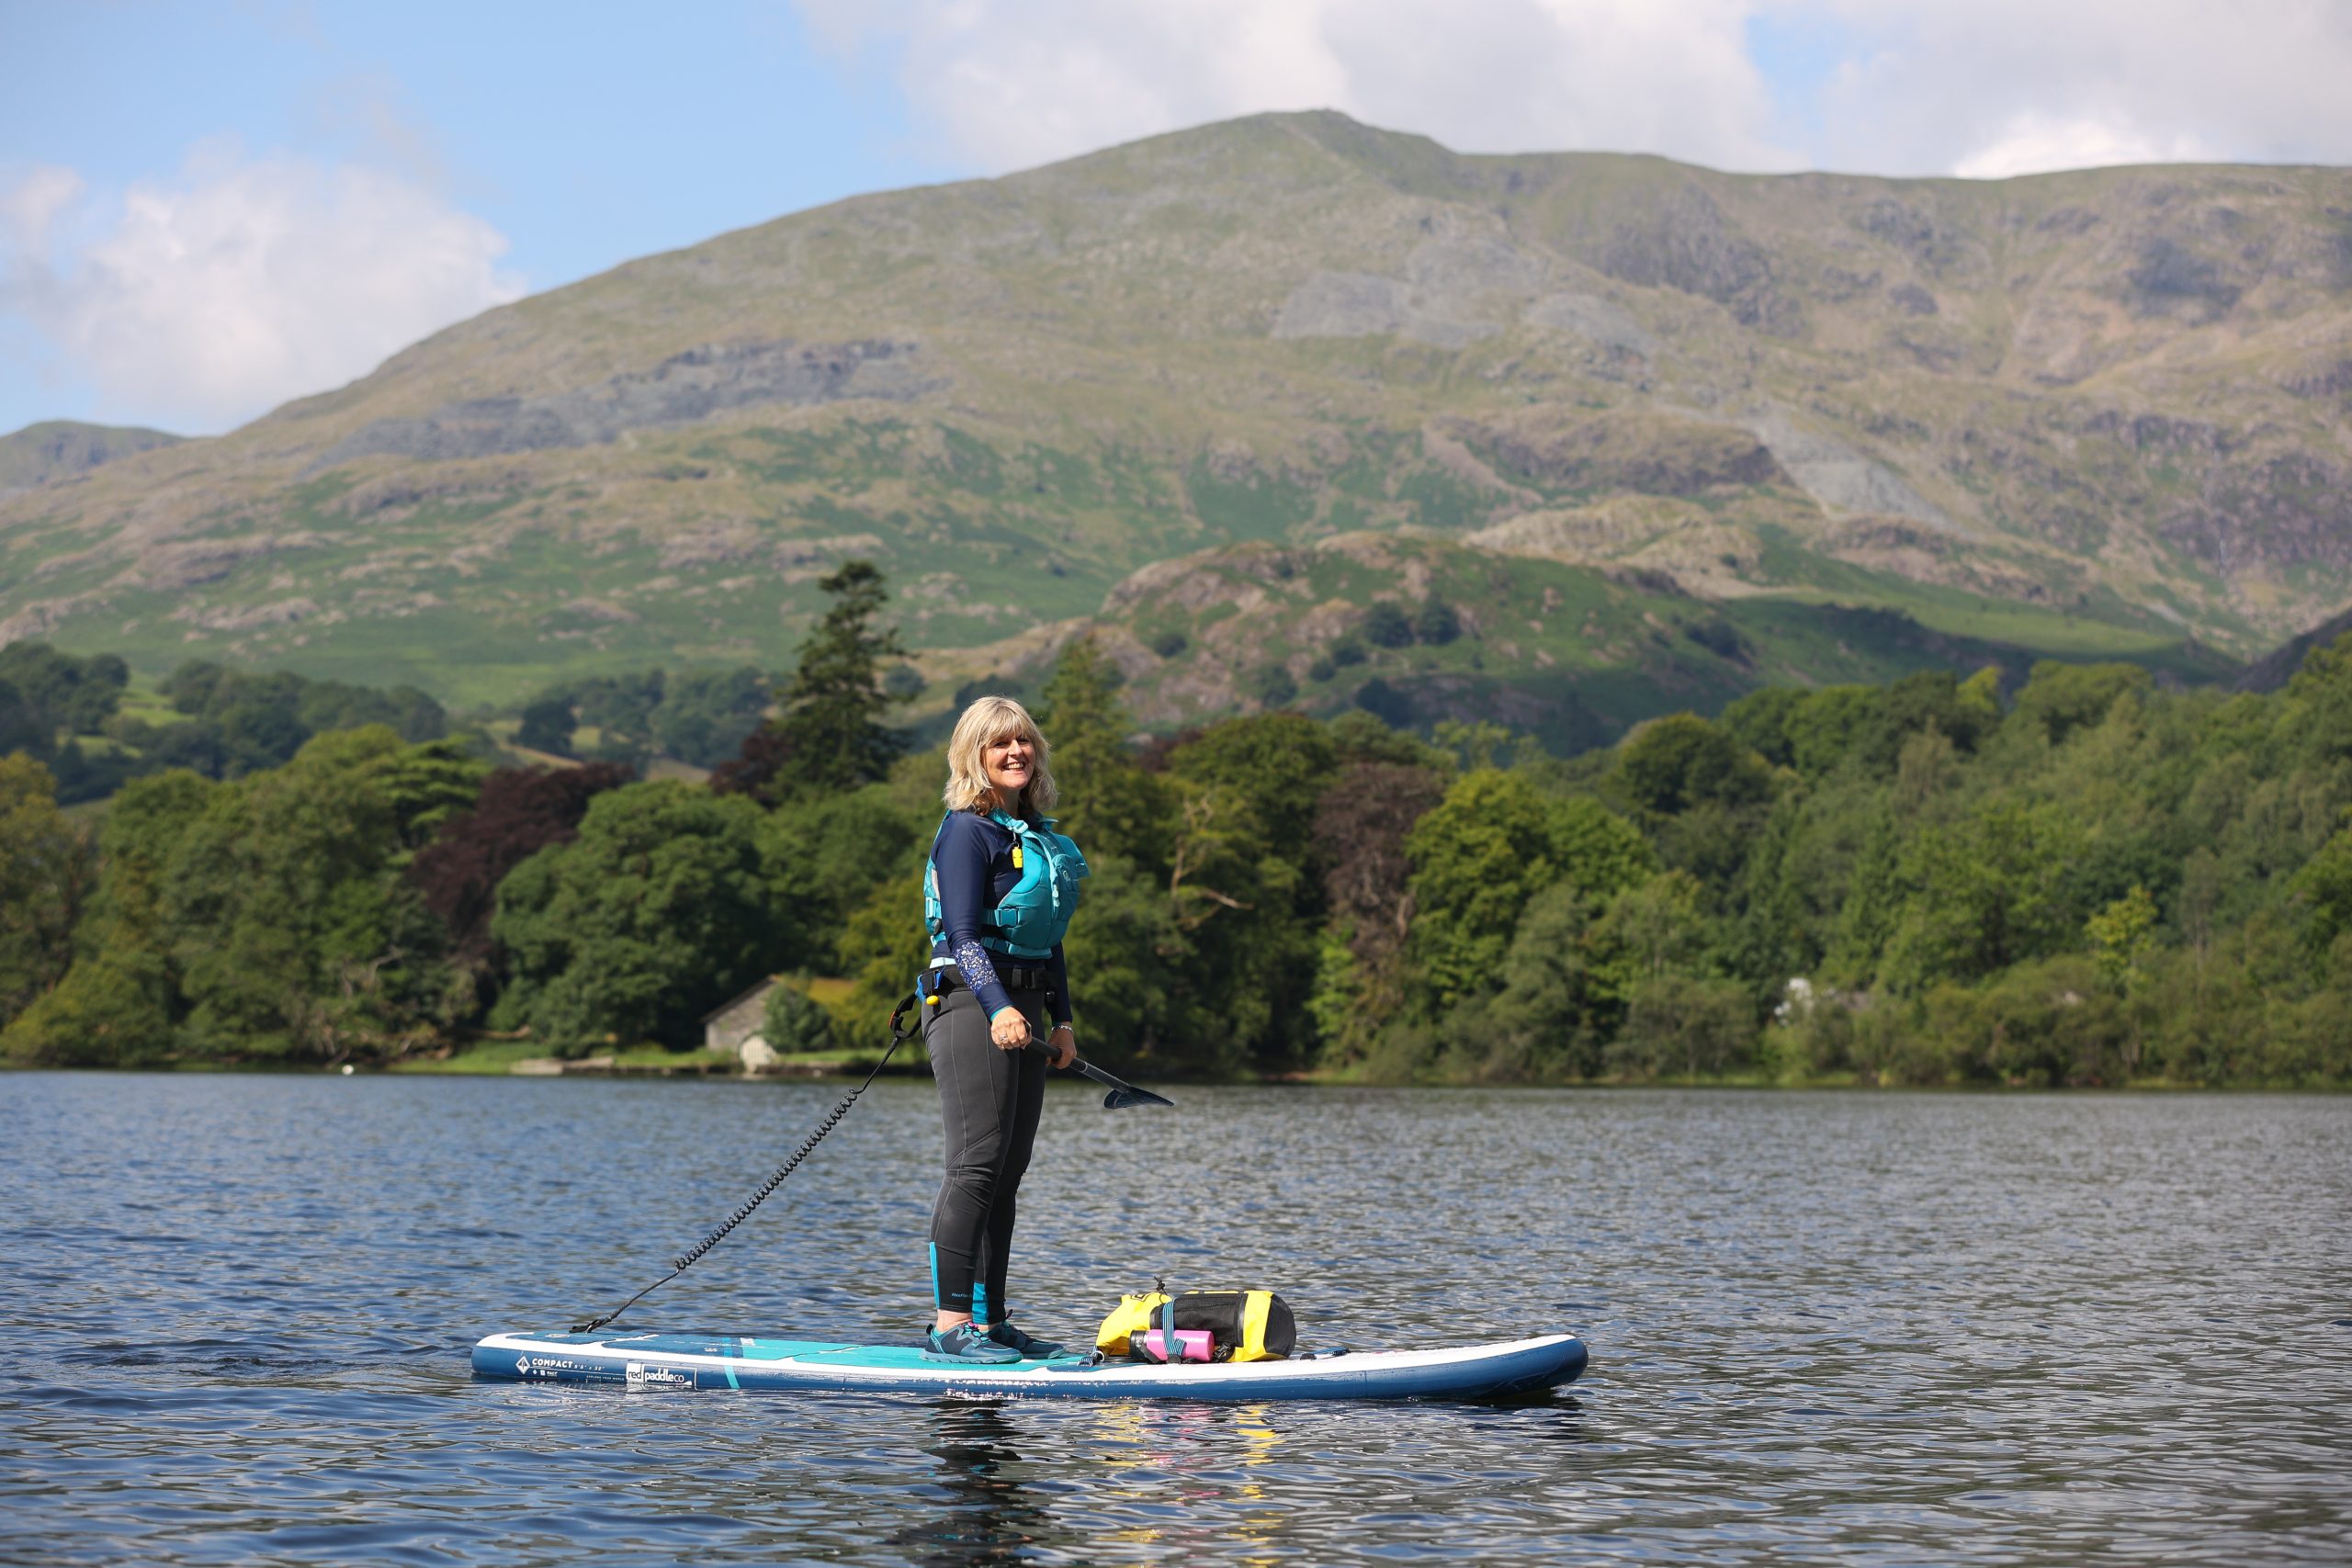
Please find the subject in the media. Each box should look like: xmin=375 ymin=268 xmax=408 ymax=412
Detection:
xmin=943 ymin=695 xmax=1057 ymax=816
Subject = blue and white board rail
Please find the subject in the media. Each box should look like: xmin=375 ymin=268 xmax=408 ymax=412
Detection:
xmin=472 ymin=1329 xmax=1588 ymax=1402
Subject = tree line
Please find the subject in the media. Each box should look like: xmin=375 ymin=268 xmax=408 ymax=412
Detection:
xmin=5 ymin=559 xmax=2349 ymax=1086
xmin=0 ymin=642 xmax=447 ymax=804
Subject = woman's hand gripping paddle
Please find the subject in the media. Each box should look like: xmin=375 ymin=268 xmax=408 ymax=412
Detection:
xmin=1028 ymin=1042 xmax=1173 ymax=1109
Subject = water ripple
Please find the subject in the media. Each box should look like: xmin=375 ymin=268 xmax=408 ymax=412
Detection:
xmin=2 ymin=1074 xmax=2347 ymax=1563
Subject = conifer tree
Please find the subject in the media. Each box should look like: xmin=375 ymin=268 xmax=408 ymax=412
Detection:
xmin=1035 ymin=636 xmax=1170 ymax=868
xmin=774 ymin=560 xmax=909 ymax=793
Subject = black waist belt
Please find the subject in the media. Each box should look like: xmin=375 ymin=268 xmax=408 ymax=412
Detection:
xmin=931 ymin=963 xmax=1054 ymax=994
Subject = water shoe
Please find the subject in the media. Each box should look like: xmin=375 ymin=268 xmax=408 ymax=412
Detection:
xmin=984 ymin=1321 xmax=1067 ymax=1359
xmin=923 ymin=1322 xmax=1023 ymax=1363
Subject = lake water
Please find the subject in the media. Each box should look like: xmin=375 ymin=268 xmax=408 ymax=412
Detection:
xmin=2 ymin=1071 xmax=2346 ymax=1564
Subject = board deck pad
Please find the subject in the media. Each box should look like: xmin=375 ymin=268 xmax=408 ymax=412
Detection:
xmin=472 ymin=1329 xmax=1588 ymax=1402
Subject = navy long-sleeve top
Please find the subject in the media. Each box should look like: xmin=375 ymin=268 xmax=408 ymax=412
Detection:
xmin=930 ymin=810 xmax=1073 ymax=1025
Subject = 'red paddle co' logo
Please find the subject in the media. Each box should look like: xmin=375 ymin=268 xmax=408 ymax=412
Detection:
xmin=625 ymin=1362 xmax=694 ymax=1390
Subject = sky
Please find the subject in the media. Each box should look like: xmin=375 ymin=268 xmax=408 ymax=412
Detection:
xmin=5 ymin=0 xmax=2351 ymax=438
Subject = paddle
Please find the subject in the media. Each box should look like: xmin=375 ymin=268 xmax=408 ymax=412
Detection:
xmin=1028 ymin=1041 xmax=1174 ymax=1109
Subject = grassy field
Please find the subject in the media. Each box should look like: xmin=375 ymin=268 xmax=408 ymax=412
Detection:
xmin=394 ymin=1041 xmax=921 ymax=1077
xmin=394 ymin=975 xmax=876 ymax=1077
xmin=391 ymin=1040 xmax=741 ymax=1076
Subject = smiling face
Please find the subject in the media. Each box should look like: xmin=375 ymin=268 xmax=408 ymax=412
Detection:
xmin=944 ymin=694 xmax=1054 ymax=816
xmin=982 ymin=729 xmax=1035 ymax=808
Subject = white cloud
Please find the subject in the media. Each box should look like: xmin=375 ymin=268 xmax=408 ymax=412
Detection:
xmin=2 ymin=166 xmax=87 ymax=253
xmin=797 ymin=0 xmax=1794 ymax=175
xmin=1951 ymin=114 xmax=2212 ymax=182
xmin=1799 ymin=0 xmax=2352 ymax=175
xmin=796 ymin=0 xmax=2352 ymax=180
xmin=0 ymin=143 xmax=524 ymax=434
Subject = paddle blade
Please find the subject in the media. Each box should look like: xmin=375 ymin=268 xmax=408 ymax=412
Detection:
xmin=1074 ymin=1058 xmax=1173 ymax=1110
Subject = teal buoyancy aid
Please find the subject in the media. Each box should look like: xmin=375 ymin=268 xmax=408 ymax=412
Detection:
xmin=923 ymin=808 xmax=1090 ymax=960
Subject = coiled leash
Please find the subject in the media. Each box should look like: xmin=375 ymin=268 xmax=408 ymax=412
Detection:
xmin=568 ymin=992 xmax=921 ymax=1335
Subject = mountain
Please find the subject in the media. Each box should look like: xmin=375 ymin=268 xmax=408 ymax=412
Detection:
xmin=2 ymin=111 xmax=2346 ymax=720
xmin=0 ymin=421 xmax=182 ymax=495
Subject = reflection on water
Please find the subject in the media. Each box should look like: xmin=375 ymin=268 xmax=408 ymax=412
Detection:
xmin=898 ymin=1397 xmax=1304 ymax=1567
xmin=895 ymin=1402 xmax=1049 ymax=1568
xmin=2 ymin=1073 xmax=2348 ymax=1565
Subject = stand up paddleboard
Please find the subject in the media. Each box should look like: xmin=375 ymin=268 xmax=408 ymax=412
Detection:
xmin=472 ymin=1329 xmax=1588 ymax=1402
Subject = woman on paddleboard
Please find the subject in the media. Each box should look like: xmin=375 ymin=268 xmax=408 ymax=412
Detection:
xmin=918 ymin=695 xmax=1089 ymax=1361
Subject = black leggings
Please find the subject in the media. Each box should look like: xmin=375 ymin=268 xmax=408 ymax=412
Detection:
xmin=924 ymin=982 xmax=1047 ymax=1321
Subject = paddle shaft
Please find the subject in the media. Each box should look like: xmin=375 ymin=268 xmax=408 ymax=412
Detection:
xmin=1024 ymin=1040 xmax=1173 ymax=1108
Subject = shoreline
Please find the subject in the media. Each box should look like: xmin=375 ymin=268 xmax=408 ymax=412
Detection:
xmin=5 ymin=1055 xmax=2342 ymax=1092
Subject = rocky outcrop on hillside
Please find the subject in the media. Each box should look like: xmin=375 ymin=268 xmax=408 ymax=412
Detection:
xmin=314 ymin=339 xmax=937 ymax=467
xmin=1596 ymin=185 xmax=1801 ymax=335
xmin=1462 ymin=407 xmax=1788 ymax=498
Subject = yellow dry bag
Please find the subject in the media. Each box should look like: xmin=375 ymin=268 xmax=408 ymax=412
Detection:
xmin=1095 ymin=1289 xmax=1296 ymax=1362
